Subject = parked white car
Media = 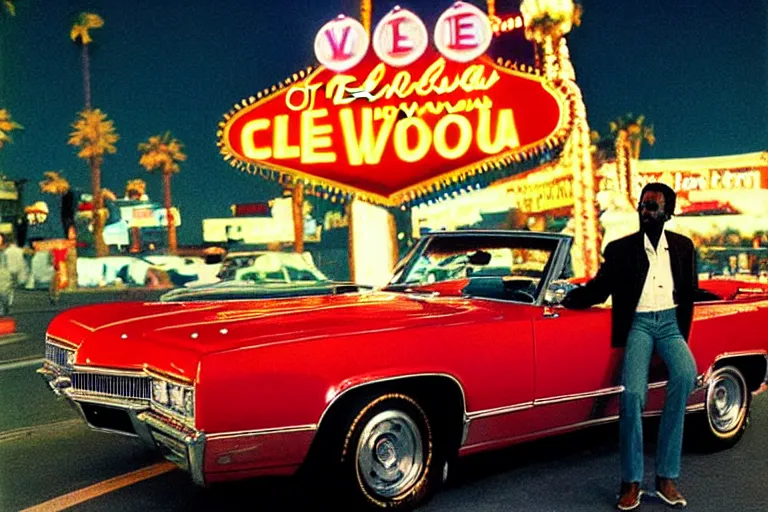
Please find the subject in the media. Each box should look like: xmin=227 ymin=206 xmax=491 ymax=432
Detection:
xmin=184 ymin=251 xmax=327 ymax=288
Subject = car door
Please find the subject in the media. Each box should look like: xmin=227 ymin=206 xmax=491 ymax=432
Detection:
xmin=531 ymin=305 xmax=622 ymax=431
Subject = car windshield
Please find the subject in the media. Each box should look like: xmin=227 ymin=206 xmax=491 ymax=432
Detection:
xmin=388 ymin=234 xmax=558 ymax=300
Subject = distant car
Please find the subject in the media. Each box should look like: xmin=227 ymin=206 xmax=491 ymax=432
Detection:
xmin=160 ymin=251 xmax=341 ymax=301
xmin=183 ymin=251 xmax=328 ymax=288
xmin=160 ymin=280 xmax=372 ymax=302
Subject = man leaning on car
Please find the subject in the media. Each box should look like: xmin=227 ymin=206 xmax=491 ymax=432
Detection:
xmin=562 ymin=182 xmax=698 ymax=510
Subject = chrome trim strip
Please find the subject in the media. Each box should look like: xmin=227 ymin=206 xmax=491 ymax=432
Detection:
xmin=534 ymin=386 xmax=625 ymax=406
xmin=466 ymin=402 xmax=533 ymax=420
xmin=647 ymin=381 xmax=668 ymax=390
xmin=462 ymin=403 xmax=707 ymax=451
xmin=144 ymin=365 xmax=194 ymax=385
xmin=206 ymin=424 xmax=317 ymax=441
xmin=45 ymin=334 xmax=78 ymax=349
xmin=643 ymin=403 xmax=705 ymax=417
xmin=317 ymin=372 xmax=468 ymax=437
xmin=714 ymin=350 xmax=768 ymax=363
xmin=72 ymin=365 xmax=146 ymax=377
xmin=65 ymin=391 xmax=148 ymax=410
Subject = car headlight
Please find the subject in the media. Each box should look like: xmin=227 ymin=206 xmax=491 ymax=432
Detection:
xmin=150 ymin=377 xmax=194 ymax=420
xmin=152 ymin=380 xmax=170 ymax=406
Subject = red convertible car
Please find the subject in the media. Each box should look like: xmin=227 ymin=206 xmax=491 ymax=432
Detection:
xmin=39 ymin=231 xmax=768 ymax=510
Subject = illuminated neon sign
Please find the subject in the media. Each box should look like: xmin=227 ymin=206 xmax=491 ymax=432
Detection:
xmin=219 ymin=3 xmax=570 ymax=205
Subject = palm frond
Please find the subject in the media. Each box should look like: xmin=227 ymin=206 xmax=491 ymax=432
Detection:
xmin=138 ymin=132 xmax=187 ymax=175
xmin=68 ymin=108 xmax=119 ymax=158
xmin=71 ymin=12 xmax=103 ymax=44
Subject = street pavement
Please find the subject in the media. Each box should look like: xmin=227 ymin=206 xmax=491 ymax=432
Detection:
xmin=0 ymin=289 xmax=767 ymax=511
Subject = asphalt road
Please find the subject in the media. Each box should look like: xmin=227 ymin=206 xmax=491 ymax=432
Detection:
xmin=1 ymin=289 xmax=767 ymax=511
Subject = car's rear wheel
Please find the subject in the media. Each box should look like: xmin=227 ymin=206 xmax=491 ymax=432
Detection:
xmin=689 ymin=365 xmax=751 ymax=451
xmin=339 ymin=393 xmax=440 ymax=510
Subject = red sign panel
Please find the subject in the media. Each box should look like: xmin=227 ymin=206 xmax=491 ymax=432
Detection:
xmin=220 ymin=47 xmax=567 ymax=205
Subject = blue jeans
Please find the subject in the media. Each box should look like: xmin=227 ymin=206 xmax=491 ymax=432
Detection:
xmin=620 ymin=308 xmax=697 ymax=483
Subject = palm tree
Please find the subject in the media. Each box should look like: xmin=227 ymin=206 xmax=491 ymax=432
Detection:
xmin=138 ymin=132 xmax=186 ymax=254
xmin=608 ymin=113 xmax=656 ymax=160
xmin=68 ymin=109 xmax=119 ymax=257
xmin=70 ymin=12 xmax=103 ymax=110
xmin=0 ymin=108 xmax=22 ymax=149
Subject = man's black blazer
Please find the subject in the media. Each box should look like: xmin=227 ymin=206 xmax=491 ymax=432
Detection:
xmin=563 ymin=230 xmax=698 ymax=348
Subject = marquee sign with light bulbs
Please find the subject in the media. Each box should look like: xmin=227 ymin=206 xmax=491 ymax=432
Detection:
xmin=218 ymin=2 xmax=572 ymax=206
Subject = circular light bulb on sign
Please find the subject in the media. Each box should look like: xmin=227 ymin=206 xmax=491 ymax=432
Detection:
xmin=434 ymin=1 xmax=493 ymax=63
xmin=373 ymin=7 xmax=429 ymax=68
xmin=314 ymin=15 xmax=369 ymax=73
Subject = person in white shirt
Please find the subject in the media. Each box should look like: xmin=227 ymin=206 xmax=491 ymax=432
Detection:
xmin=3 ymin=239 xmax=28 ymax=287
xmin=563 ymin=183 xmax=698 ymax=510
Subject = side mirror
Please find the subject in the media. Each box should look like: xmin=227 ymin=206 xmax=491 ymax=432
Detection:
xmin=544 ymin=279 xmax=579 ymax=305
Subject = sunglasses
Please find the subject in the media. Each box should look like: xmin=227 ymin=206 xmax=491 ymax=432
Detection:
xmin=637 ymin=200 xmax=660 ymax=212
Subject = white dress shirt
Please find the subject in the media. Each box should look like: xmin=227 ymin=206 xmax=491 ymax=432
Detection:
xmin=636 ymin=230 xmax=677 ymax=312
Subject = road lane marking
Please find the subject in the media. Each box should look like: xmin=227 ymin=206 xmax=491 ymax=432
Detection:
xmin=0 ymin=332 xmax=28 ymax=346
xmin=0 ymin=356 xmax=44 ymax=371
xmin=20 ymin=461 xmax=178 ymax=512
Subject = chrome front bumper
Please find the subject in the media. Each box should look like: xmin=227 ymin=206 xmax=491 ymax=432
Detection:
xmin=38 ymin=363 xmax=207 ymax=486
xmin=137 ymin=409 xmax=206 ymax=486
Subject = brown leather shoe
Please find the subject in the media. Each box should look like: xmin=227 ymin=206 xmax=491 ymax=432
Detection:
xmin=617 ymin=481 xmax=642 ymax=510
xmin=655 ymin=477 xmax=687 ymax=508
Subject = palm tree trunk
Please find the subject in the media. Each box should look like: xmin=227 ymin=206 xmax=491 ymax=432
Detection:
xmin=81 ymin=45 xmax=91 ymax=110
xmin=163 ymin=172 xmax=177 ymax=254
xmin=90 ymin=157 xmax=107 ymax=257
xmin=292 ymin=182 xmax=304 ymax=253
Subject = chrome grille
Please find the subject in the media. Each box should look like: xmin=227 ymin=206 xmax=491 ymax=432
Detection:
xmin=71 ymin=373 xmax=151 ymax=400
xmin=45 ymin=343 xmax=73 ymax=368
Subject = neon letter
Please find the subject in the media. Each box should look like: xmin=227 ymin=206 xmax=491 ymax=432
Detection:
xmin=433 ymin=114 xmax=472 ymax=160
xmin=393 ymin=117 xmax=431 ymax=163
xmin=300 ymin=109 xmax=337 ymax=164
xmin=240 ymin=118 xmax=272 ymax=160
xmin=339 ymin=107 xmax=396 ymax=166
xmin=273 ymin=115 xmax=299 ymax=159
xmin=446 ymin=13 xmax=477 ymax=50
xmin=477 ymin=109 xmax=520 ymax=154
xmin=324 ymin=26 xmax=352 ymax=59
xmin=388 ymin=17 xmax=412 ymax=54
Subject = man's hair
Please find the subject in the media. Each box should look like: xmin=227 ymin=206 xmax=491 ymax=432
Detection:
xmin=640 ymin=182 xmax=676 ymax=217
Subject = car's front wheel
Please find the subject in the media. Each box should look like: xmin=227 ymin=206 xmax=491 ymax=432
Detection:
xmin=689 ymin=365 xmax=751 ymax=451
xmin=339 ymin=393 xmax=440 ymax=510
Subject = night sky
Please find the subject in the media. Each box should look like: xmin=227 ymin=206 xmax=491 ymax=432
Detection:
xmin=1 ymin=0 xmax=766 ymax=245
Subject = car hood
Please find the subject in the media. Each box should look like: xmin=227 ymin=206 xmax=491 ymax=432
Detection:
xmin=47 ymin=291 xmax=504 ymax=379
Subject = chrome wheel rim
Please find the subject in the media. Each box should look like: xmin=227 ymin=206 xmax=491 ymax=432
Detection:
xmin=356 ymin=410 xmax=424 ymax=499
xmin=707 ymin=368 xmax=747 ymax=435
